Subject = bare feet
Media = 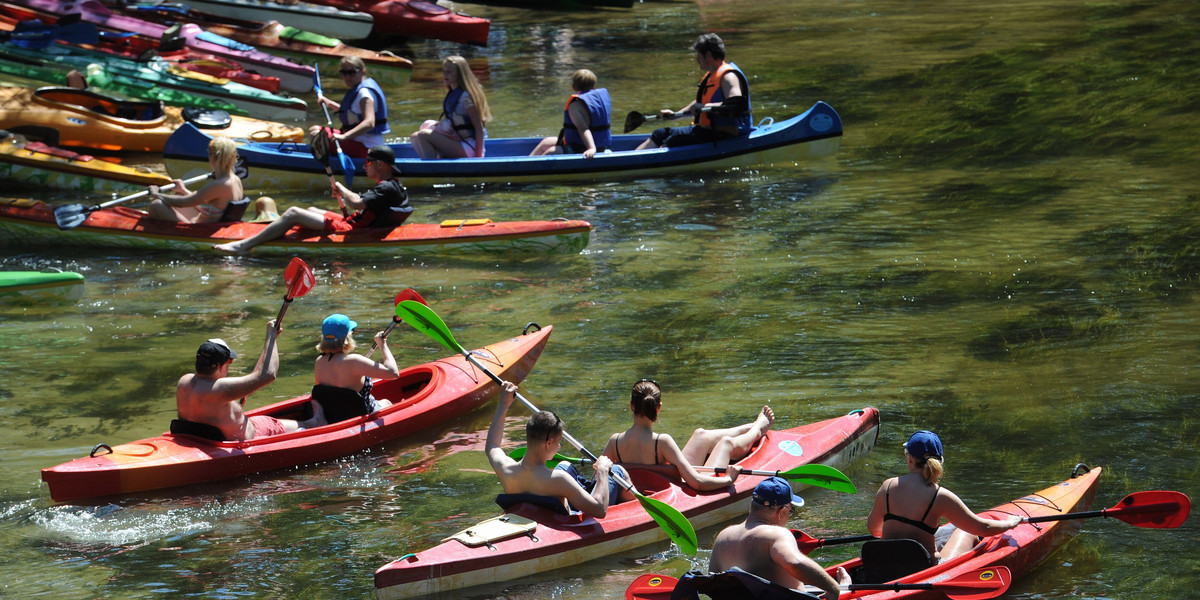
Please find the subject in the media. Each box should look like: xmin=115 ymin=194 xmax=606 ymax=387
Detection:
xmin=755 ymin=405 xmax=774 ymax=434
xmin=212 ymin=241 xmax=249 ymax=254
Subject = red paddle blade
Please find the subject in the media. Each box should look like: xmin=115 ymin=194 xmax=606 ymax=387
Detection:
xmin=394 ymin=288 xmax=427 ymax=307
xmin=792 ymin=529 xmax=821 ymax=554
xmin=625 ymin=573 xmax=676 ymax=600
xmin=938 ymin=566 xmax=1011 ymax=600
xmin=284 ymin=257 xmax=315 ymax=300
xmin=1110 ymin=490 xmax=1191 ymax=528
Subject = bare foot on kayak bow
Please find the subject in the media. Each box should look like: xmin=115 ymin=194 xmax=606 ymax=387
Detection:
xmin=755 ymin=405 xmax=774 ymax=434
xmin=212 ymin=241 xmax=249 ymax=254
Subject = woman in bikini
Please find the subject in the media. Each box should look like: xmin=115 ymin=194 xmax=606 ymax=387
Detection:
xmin=867 ymin=430 xmax=1022 ymax=564
xmin=147 ymin=136 xmax=245 ymax=223
xmin=304 ymin=313 xmax=400 ymax=427
xmin=601 ymin=379 xmax=774 ymax=492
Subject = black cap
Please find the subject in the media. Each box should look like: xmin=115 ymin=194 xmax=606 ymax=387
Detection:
xmin=367 ymin=144 xmax=402 ymax=177
xmin=197 ymin=338 xmax=237 ymax=364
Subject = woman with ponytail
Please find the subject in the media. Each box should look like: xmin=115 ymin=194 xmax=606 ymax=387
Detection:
xmin=867 ymin=430 xmax=1021 ymax=564
xmin=601 ymin=379 xmax=774 ymax=491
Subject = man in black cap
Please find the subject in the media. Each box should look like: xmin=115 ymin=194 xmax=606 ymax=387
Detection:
xmin=214 ymin=144 xmax=412 ymax=254
xmin=709 ymin=476 xmax=849 ymax=599
xmin=176 ymin=320 xmax=311 ymax=440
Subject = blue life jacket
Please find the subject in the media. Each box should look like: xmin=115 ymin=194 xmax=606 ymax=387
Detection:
xmin=562 ymin=88 xmax=612 ymax=150
xmin=339 ymin=77 xmax=389 ymax=135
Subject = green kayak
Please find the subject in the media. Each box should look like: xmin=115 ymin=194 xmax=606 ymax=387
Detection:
xmin=0 ymin=270 xmax=84 ymax=305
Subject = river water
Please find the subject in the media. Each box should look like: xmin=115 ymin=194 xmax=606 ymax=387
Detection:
xmin=1 ymin=0 xmax=1198 ymax=598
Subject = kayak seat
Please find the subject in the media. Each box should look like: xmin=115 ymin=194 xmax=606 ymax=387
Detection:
xmin=311 ymin=384 xmax=372 ymax=425
xmin=673 ymin=567 xmax=820 ymax=600
xmin=495 ymin=493 xmax=576 ymax=516
xmin=858 ymin=538 xmax=934 ymax=584
xmin=170 ymin=418 xmax=226 ymax=442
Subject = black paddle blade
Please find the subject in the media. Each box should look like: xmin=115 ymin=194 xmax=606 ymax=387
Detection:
xmin=623 ymin=111 xmax=647 ymax=133
xmin=233 ymin=155 xmax=249 ymax=180
xmin=308 ymin=129 xmax=331 ymax=166
xmin=53 ymin=203 xmax=93 ymax=230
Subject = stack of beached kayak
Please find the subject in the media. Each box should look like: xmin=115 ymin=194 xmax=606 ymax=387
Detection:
xmin=164 ymin=102 xmax=845 ymax=190
xmin=0 ymin=198 xmax=593 ymax=254
xmin=0 ymin=132 xmax=172 ymax=191
xmin=123 ymin=0 xmax=374 ymax=40
xmin=41 ymin=324 xmax=554 ymax=502
xmin=0 ymin=86 xmax=303 ymax=152
xmin=0 ymin=269 xmax=84 ymax=304
xmin=0 ymin=36 xmax=307 ymax=119
xmin=373 ymin=407 xmax=880 ymax=599
xmin=5 ymin=0 xmax=317 ymax=93
xmin=113 ymin=3 xmax=413 ymax=86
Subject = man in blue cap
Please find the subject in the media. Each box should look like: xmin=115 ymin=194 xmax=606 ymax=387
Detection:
xmin=710 ymin=476 xmax=849 ymax=598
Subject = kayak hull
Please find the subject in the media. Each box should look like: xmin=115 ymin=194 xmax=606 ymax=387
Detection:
xmin=41 ymin=325 xmax=553 ymax=502
xmin=0 ymin=86 xmax=304 ymax=152
xmin=373 ymin=407 xmax=881 ymax=600
xmin=0 ymin=136 xmax=171 ymax=192
xmin=826 ymin=465 xmax=1101 ymax=599
xmin=164 ymin=102 xmax=844 ymax=190
xmin=0 ymin=270 xmax=84 ymax=304
xmin=0 ymin=199 xmax=592 ymax=255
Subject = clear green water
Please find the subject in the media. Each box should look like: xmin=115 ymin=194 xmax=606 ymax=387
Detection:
xmin=2 ymin=0 xmax=1198 ymax=598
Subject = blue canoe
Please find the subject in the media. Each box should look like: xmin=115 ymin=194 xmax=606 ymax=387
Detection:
xmin=163 ymin=101 xmax=843 ymax=190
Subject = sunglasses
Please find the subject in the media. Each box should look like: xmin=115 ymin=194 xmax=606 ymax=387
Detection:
xmin=637 ymin=378 xmax=659 ymax=386
xmin=339 ymin=68 xmax=361 ymax=76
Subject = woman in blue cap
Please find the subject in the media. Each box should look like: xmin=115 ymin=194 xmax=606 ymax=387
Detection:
xmin=867 ymin=430 xmax=1022 ymax=565
xmin=306 ymin=313 xmax=400 ymax=426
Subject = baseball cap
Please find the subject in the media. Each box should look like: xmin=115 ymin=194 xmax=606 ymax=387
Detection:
xmin=366 ymin=144 xmax=402 ymax=177
xmin=197 ymin=338 xmax=237 ymax=363
xmin=322 ymin=313 xmax=357 ymax=341
xmin=751 ymin=476 xmax=804 ymax=508
xmin=904 ymin=430 xmax=944 ymax=461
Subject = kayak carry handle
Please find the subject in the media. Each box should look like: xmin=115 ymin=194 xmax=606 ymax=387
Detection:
xmin=90 ymin=443 xmax=113 ymax=457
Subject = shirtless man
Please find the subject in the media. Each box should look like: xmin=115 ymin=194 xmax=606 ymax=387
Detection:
xmin=485 ymin=381 xmax=632 ymax=518
xmin=710 ymin=477 xmax=849 ymax=599
xmin=177 ymin=320 xmax=314 ymax=441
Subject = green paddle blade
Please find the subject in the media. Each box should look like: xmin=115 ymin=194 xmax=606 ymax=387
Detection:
xmin=507 ymin=447 xmax=590 ymax=465
xmin=394 ymin=300 xmax=464 ymax=354
xmin=636 ymin=491 xmax=698 ymax=555
xmin=778 ymin=464 xmax=857 ymax=494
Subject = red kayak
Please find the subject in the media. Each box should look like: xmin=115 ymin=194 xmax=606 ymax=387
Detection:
xmin=41 ymin=324 xmax=553 ymax=502
xmin=373 ymin=407 xmax=881 ymax=600
xmin=0 ymin=199 xmax=592 ymax=255
xmin=628 ymin=465 xmax=1106 ymax=600
xmin=312 ymin=0 xmax=489 ymax=45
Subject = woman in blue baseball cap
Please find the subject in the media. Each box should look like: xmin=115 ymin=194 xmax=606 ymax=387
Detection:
xmin=305 ymin=313 xmax=400 ymax=426
xmin=866 ymin=430 xmax=1021 ymax=569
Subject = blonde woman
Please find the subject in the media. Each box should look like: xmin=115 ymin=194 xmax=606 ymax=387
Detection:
xmin=411 ymin=56 xmax=491 ymax=158
xmin=147 ymin=136 xmax=246 ymax=223
xmin=867 ymin=430 xmax=1022 ymax=565
xmin=306 ymin=313 xmax=399 ymax=426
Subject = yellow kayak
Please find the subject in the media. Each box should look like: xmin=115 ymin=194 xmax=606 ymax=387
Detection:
xmin=0 ymin=86 xmax=303 ymax=152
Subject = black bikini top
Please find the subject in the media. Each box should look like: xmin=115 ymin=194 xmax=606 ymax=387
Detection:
xmin=883 ymin=481 xmax=940 ymax=535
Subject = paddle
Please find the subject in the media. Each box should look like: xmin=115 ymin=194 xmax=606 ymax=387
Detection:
xmin=625 ymin=566 xmax=1012 ymax=600
xmin=507 ymin=446 xmax=594 ymax=468
xmin=623 ymin=97 xmax=750 ymax=133
xmin=53 ymin=157 xmax=250 ymax=230
xmin=54 ymin=173 xmax=205 ymax=230
xmin=1022 ymin=490 xmax=1190 ymax=528
xmin=393 ymin=299 xmax=699 ymax=555
xmin=364 ymin=288 xmax=428 ymax=359
xmin=274 ymin=257 xmax=315 ymax=333
xmin=507 ymin=448 xmax=855 ymax=494
xmin=311 ymin=63 xmax=355 ymax=210
xmin=792 ymin=529 xmax=876 ymax=555
xmin=699 ymin=464 xmax=857 ymax=494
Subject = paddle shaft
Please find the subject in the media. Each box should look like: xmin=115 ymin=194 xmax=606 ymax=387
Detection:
xmin=794 ymin=532 xmax=875 ymax=553
xmin=364 ymin=318 xmax=400 ymax=359
xmin=101 ymin=172 xmax=209 ymax=211
xmin=313 ymin=64 xmax=350 ymax=215
xmin=1024 ymin=497 xmax=1186 ymax=525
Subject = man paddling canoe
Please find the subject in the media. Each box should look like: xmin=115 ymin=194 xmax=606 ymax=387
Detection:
xmin=710 ymin=477 xmax=850 ymax=599
xmin=486 ymin=381 xmax=634 ymax=518
xmin=176 ymin=321 xmax=322 ymax=440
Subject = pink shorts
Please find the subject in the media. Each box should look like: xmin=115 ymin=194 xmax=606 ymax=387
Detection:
xmin=249 ymin=415 xmax=289 ymax=438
